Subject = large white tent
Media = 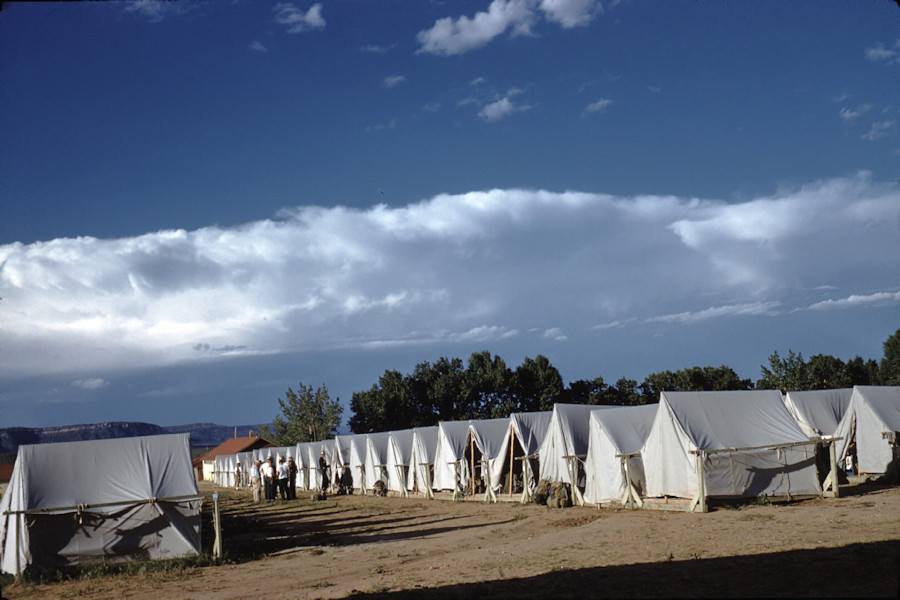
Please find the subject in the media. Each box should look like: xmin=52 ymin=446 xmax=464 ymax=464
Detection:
xmin=0 ymin=433 xmax=201 ymax=575
xmin=641 ymin=390 xmax=821 ymax=511
xmin=432 ymin=421 xmax=471 ymax=495
xmin=508 ymin=411 xmax=552 ymax=497
xmin=348 ymin=435 xmax=368 ymax=493
xmin=332 ymin=435 xmax=353 ymax=489
xmin=293 ymin=443 xmax=310 ymax=491
xmin=469 ymin=418 xmax=513 ymax=501
xmin=408 ymin=426 xmax=439 ymax=498
xmin=386 ymin=429 xmax=415 ymax=496
xmin=307 ymin=441 xmax=331 ymax=491
xmin=214 ymin=454 xmax=237 ymax=488
xmin=784 ymin=389 xmax=853 ymax=438
xmin=364 ymin=432 xmax=393 ymax=492
xmin=538 ymin=404 xmax=616 ymax=504
xmin=834 ymin=386 xmax=900 ymax=476
xmin=583 ymin=404 xmax=658 ymax=507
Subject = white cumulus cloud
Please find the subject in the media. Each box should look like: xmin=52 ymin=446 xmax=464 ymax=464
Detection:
xmin=0 ymin=173 xmax=896 ymax=379
xmin=274 ymin=3 xmax=325 ymax=33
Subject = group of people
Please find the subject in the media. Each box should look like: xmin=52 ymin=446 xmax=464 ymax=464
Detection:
xmin=244 ymin=450 xmax=329 ymax=503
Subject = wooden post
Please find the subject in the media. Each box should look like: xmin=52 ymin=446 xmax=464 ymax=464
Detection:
xmin=828 ymin=439 xmax=840 ymax=498
xmin=567 ymin=456 xmax=585 ymax=506
xmin=483 ymin=458 xmax=496 ymax=503
xmin=508 ymin=424 xmax=515 ymax=496
xmin=470 ymin=434 xmax=476 ymax=496
xmin=695 ymin=451 xmax=707 ymax=513
xmin=520 ymin=458 xmax=533 ymax=504
xmin=623 ymin=457 xmax=634 ymax=509
xmin=423 ymin=462 xmax=435 ymax=500
xmin=15 ymin=512 xmax=21 ymax=580
xmin=212 ymin=492 xmax=223 ymax=559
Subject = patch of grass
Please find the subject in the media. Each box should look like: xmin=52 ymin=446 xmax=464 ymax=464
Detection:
xmin=12 ymin=553 xmax=217 ymax=586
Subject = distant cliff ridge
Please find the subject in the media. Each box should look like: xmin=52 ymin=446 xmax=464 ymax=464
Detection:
xmin=0 ymin=422 xmax=267 ymax=454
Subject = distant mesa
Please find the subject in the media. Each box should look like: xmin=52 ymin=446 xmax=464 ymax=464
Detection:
xmin=0 ymin=422 xmax=267 ymax=455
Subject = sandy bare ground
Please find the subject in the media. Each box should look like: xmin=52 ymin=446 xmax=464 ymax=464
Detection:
xmin=4 ymin=482 xmax=899 ymax=599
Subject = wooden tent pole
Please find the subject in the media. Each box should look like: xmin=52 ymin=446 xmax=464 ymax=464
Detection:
xmin=470 ymin=433 xmax=476 ymax=495
xmin=508 ymin=424 xmax=515 ymax=495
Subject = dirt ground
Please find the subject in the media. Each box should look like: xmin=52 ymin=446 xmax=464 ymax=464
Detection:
xmin=4 ymin=482 xmax=899 ymax=599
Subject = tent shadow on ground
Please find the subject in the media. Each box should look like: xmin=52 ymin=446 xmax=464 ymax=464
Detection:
xmin=344 ymin=539 xmax=899 ymax=599
xmin=203 ymin=496 xmax=516 ymax=560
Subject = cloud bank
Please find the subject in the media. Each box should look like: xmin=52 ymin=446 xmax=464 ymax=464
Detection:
xmin=1 ymin=173 xmax=897 ymax=379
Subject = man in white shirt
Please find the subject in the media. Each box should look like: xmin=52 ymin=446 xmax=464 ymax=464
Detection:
xmin=277 ymin=457 xmax=290 ymax=500
xmin=262 ymin=456 xmax=276 ymax=502
xmin=250 ymin=460 xmax=262 ymax=503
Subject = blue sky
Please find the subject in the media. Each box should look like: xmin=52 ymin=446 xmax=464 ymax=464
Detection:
xmin=1 ymin=0 xmax=898 ymax=429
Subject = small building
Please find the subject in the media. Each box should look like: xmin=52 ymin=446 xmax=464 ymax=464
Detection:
xmin=193 ymin=433 xmax=275 ymax=482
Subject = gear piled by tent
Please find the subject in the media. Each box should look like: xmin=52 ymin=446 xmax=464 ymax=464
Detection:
xmin=532 ymin=479 xmax=572 ymax=508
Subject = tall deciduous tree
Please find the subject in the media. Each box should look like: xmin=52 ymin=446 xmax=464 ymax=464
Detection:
xmin=510 ymin=355 xmax=564 ymax=413
xmin=756 ymin=350 xmax=810 ymax=392
xmin=880 ymin=328 xmax=900 ymax=385
xmin=260 ymin=382 xmax=343 ymax=445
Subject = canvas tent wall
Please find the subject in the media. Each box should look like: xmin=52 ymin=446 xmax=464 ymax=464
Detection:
xmin=432 ymin=421 xmax=472 ymax=494
xmin=348 ymin=435 xmax=369 ymax=492
xmin=583 ymin=404 xmax=657 ymax=507
xmin=538 ymin=404 xmax=616 ymax=504
xmin=236 ymin=451 xmax=255 ymax=489
xmin=784 ymin=389 xmax=853 ymax=438
xmin=508 ymin=411 xmax=552 ymax=495
xmin=408 ymin=426 xmax=439 ymax=497
xmin=332 ymin=435 xmax=353 ymax=489
xmin=834 ymin=386 xmax=900 ymax=476
xmin=307 ymin=441 xmax=331 ymax=490
xmin=641 ymin=390 xmax=820 ymax=511
xmin=294 ymin=443 xmax=311 ymax=490
xmin=364 ymin=432 xmax=393 ymax=492
xmin=468 ymin=418 xmax=512 ymax=501
xmin=386 ymin=429 xmax=415 ymax=495
xmin=214 ymin=454 xmax=236 ymax=488
xmin=0 ymin=433 xmax=200 ymax=575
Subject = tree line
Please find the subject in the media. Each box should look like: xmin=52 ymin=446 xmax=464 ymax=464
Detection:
xmin=262 ymin=328 xmax=900 ymax=444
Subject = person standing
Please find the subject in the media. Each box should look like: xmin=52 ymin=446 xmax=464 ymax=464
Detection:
xmin=319 ymin=450 xmax=329 ymax=492
xmin=277 ymin=457 xmax=289 ymax=500
xmin=234 ymin=461 xmax=242 ymax=490
xmin=263 ymin=456 xmax=276 ymax=502
xmin=250 ymin=460 xmax=262 ymax=503
xmin=287 ymin=457 xmax=298 ymax=500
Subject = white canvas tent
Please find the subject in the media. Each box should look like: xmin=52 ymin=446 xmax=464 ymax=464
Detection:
xmin=348 ymin=435 xmax=368 ymax=493
xmin=538 ymin=404 xmax=616 ymax=505
xmin=307 ymin=441 xmax=331 ymax=491
xmin=332 ymin=435 xmax=353 ymax=490
xmin=364 ymin=432 xmax=392 ymax=492
xmin=236 ymin=451 xmax=255 ymax=489
xmin=784 ymin=389 xmax=853 ymax=438
xmin=0 ymin=433 xmax=201 ymax=575
xmin=583 ymin=404 xmax=657 ymax=507
xmin=214 ymin=454 xmax=236 ymax=488
xmin=293 ymin=443 xmax=310 ymax=491
xmin=408 ymin=426 xmax=439 ymax=498
xmin=432 ymin=421 xmax=472 ymax=497
xmin=508 ymin=411 xmax=552 ymax=499
xmin=834 ymin=386 xmax=900 ymax=476
xmin=642 ymin=390 xmax=821 ymax=511
xmin=386 ymin=429 xmax=415 ymax=496
xmin=468 ymin=418 xmax=512 ymax=502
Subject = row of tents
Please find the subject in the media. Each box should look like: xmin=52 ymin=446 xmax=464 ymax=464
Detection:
xmin=217 ymin=385 xmax=900 ymax=510
xmin=1 ymin=385 xmax=897 ymax=576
